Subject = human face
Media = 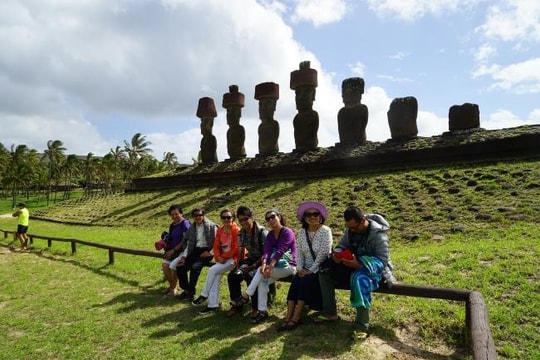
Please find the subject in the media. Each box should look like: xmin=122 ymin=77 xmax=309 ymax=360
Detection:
xmin=192 ymin=211 xmax=204 ymax=225
xmin=220 ymin=211 xmax=234 ymax=225
xmin=265 ymin=212 xmax=280 ymax=228
xmin=170 ymin=209 xmax=183 ymax=223
xmin=345 ymin=217 xmax=366 ymax=233
xmin=237 ymin=215 xmax=253 ymax=231
xmin=304 ymin=208 xmax=321 ymax=223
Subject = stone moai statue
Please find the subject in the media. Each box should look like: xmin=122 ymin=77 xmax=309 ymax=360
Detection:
xmin=196 ymin=97 xmax=218 ymax=164
xmin=387 ymin=96 xmax=418 ymax=141
xmin=255 ymin=82 xmax=280 ymax=156
xmin=449 ymin=103 xmax=480 ymax=131
xmin=222 ymin=85 xmax=247 ymax=160
xmin=337 ymin=77 xmax=368 ymax=147
xmin=290 ymin=61 xmax=319 ymax=152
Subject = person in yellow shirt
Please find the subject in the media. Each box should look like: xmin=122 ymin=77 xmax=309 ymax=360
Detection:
xmin=12 ymin=202 xmax=29 ymax=250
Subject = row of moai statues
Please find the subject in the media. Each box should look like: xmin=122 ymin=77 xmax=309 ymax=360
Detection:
xmin=196 ymin=61 xmax=481 ymax=164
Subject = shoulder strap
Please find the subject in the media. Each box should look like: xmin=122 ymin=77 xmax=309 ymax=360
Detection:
xmin=304 ymin=228 xmax=317 ymax=261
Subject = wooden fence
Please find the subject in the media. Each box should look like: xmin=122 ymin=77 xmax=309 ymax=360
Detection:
xmin=1 ymin=229 xmax=496 ymax=359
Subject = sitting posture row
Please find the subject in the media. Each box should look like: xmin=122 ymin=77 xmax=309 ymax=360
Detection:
xmin=157 ymin=202 xmax=394 ymax=340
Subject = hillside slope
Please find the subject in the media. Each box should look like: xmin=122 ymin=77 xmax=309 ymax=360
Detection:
xmin=32 ymin=159 xmax=540 ymax=241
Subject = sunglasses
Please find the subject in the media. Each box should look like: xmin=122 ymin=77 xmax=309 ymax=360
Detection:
xmin=304 ymin=211 xmax=320 ymax=218
xmin=265 ymin=214 xmax=277 ymax=222
xmin=221 ymin=215 xmax=233 ymax=220
xmin=238 ymin=216 xmax=250 ymax=223
xmin=192 ymin=213 xmax=203 ymax=217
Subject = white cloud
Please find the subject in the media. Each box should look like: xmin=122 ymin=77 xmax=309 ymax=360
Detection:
xmin=473 ymin=58 xmax=540 ymax=93
xmin=473 ymin=43 xmax=496 ymax=63
xmin=349 ymin=61 xmax=366 ymax=76
xmin=0 ymin=112 xmax=112 ymax=155
xmin=483 ymin=108 xmax=540 ymax=129
xmin=476 ymin=1 xmax=540 ymax=43
xmin=388 ymin=51 xmax=408 ymax=60
xmin=365 ymin=0 xmax=484 ymax=21
xmin=0 ymin=0 xmax=347 ymax=163
xmin=291 ymin=0 xmax=348 ymax=26
xmin=377 ymin=74 xmax=414 ymax=83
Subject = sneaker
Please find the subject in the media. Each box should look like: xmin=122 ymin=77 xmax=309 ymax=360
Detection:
xmin=191 ymin=295 xmax=207 ymax=306
xmin=199 ymin=306 xmax=218 ymax=314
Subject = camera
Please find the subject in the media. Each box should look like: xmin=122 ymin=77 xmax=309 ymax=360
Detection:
xmin=234 ymin=263 xmax=250 ymax=275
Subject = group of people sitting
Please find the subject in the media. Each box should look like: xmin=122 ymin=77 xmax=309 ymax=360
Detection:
xmin=157 ymin=201 xmax=394 ymax=340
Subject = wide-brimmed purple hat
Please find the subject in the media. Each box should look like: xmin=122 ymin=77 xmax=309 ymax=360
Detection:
xmin=296 ymin=201 xmax=328 ymax=222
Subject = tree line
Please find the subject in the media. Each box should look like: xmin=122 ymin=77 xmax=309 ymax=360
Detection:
xmin=0 ymin=133 xmax=180 ymax=207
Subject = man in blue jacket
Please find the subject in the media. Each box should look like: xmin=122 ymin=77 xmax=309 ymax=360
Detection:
xmin=317 ymin=206 xmax=394 ymax=340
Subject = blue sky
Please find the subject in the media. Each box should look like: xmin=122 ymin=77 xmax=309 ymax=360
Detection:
xmin=1 ymin=0 xmax=539 ymax=163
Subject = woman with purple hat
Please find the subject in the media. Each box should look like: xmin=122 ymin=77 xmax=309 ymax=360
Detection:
xmin=278 ymin=201 xmax=333 ymax=331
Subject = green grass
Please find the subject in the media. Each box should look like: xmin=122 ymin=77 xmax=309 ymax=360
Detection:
xmin=0 ymin=159 xmax=539 ymax=359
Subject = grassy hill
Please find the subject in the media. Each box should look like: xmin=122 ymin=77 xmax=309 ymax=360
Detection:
xmin=2 ymin=158 xmax=539 ymax=359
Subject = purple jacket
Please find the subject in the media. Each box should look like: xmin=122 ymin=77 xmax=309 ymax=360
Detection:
xmin=262 ymin=226 xmax=297 ymax=266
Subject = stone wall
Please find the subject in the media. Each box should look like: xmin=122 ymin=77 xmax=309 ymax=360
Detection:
xmin=129 ymin=125 xmax=540 ymax=191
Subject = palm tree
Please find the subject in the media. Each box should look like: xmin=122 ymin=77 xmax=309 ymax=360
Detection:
xmin=42 ymin=140 xmax=66 ymax=205
xmin=162 ymin=152 xmax=178 ymax=172
xmin=108 ymin=146 xmax=127 ymax=191
xmin=123 ymin=133 xmax=153 ymax=180
xmin=4 ymin=145 xmax=37 ymax=206
xmin=62 ymin=154 xmax=81 ymax=199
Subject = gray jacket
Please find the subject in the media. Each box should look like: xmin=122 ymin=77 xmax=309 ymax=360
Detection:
xmin=181 ymin=217 xmax=217 ymax=257
xmin=336 ymin=213 xmax=395 ymax=286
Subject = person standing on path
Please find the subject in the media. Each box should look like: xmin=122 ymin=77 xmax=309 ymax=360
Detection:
xmin=12 ymin=202 xmax=29 ymax=250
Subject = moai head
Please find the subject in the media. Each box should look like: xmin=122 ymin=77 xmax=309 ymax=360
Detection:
xmin=254 ymin=82 xmax=279 ymax=122
xmin=196 ymin=97 xmax=217 ymax=136
xmin=448 ymin=103 xmax=480 ymax=131
xmin=222 ymin=85 xmax=245 ymax=126
xmin=341 ymin=77 xmax=365 ymax=107
xmin=290 ymin=61 xmax=318 ymax=111
xmin=387 ymin=96 xmax=419 ymax=140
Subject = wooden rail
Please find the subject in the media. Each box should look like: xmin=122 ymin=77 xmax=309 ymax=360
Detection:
xmin=1 ymin=229 xmax=496 ymax=359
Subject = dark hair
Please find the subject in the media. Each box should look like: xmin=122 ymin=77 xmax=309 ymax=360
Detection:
xmin=265 ymin=209 xmax=286 ymax=227
xmin=168 ymin=204 xmax=183 ymax=215
xmin=236 ymin=205 xmax=253 ymax=218
xmin=344 ymin=206 xmax=364 ymax=222
xmin=191 ymin=208 xmax=205 ymax=216
xmin=220 ymin=208 xmax=235 ymax=218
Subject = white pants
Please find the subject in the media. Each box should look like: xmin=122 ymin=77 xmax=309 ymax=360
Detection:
xmin=246 ymin=265 xmax=295 ymax=312
xmin=201 ymin=258 xmax=235 ymax=308
xmin=168 ymin=255 xmax=183 ymax=270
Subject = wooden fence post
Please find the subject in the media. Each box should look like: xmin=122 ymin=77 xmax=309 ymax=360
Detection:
xmin=468 ymin=291 xmax=497 ymax=360
xmin=47 ymin=239 xmax=52 ymax=247
xmin=108 ymin=249 xmax=114 ymax=264
xmin=71 ymin=241 xmax=76 ymax=254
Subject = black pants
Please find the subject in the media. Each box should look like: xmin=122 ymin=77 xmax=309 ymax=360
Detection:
xmin=177 ymin=247 xmax=212 ymax=296
xmin=227 ymin=266 xmax=276 ymax=310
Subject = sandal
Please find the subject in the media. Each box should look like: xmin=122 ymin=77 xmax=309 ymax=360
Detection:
xmin=230 ymin=295 xmax=249 ymax=308
xmin=249 ymin=310 xmax=259 ymax=319
xmin=251 ymin=311 xmax=268 ymax=324
xmin=313 ymin=314 xmax=341 ymax=324
xmin=277 ymin=319 xmax=300 ymax=331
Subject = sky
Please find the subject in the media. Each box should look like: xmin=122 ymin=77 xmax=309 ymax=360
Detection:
xmin=1 ymin=0 xmax=539 ymax=164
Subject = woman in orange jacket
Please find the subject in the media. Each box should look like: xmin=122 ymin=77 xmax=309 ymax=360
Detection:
xmin=191 ymin=208 xmax=240 ymax=314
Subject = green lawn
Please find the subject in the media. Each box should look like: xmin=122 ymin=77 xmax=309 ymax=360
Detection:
xmin=0 ymin=159 xmax=538 ymax=359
